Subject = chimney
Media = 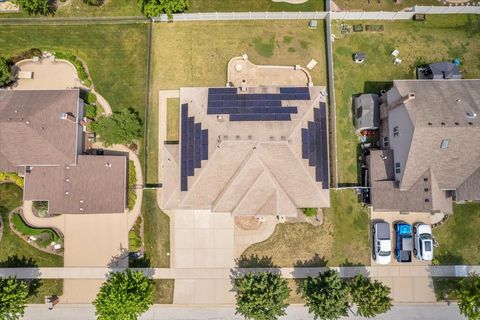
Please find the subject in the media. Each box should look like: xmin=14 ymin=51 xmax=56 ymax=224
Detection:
xmin=59 ymin=112 xmax=77 ymax=123
xmin=387 ymin=93 xmax=415 ymax=111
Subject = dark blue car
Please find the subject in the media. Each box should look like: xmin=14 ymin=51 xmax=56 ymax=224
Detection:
xmin=395 ymin=223 xmax=413 ymax=263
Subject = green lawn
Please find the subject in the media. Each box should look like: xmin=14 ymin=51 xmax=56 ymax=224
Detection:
xmin=153 ymin=279 xmax=174 ymax=304
xmin=56 ymin=0 xmax=143 ymax=17
xmin=0 ymin=24 xmax=148 ymax=115
xmin=128 ymin=160 xmax=137 ymax=210
xmin=240 ymin=190 xmax=370 ymax=267
xmin=187 ymin=0 xmax=325 ymax=12
xmin=11 ymin=213 xmax=61 ymax=248
xmin=166 ymin=98 xmax=180 ymax=142
xmin=0 ymin=183 xmax=63 ymax=267
xmin=27 ymin=279 xmax=64 ymax=304
xmin=145 ymin=89 xmax=159 ymax=185
xmin=433 ymin=202 xmax=480 ymax=265
xmin=140 ymin=190 xmax=170 ymax=268
xmin=432 ymin=278 xmax=461 ymax=302
xmin=333 ymin=0 xmax=438 ymax=11
xmin=333 ymin=16 xmax=480 ymax=184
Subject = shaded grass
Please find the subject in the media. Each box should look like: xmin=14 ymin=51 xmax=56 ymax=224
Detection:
xmin=0 ymin=24 xmax=148 ymax=115
xmin=166 ymin=98 xmax=179 ymax=142
xmin=186 ymin=0 xmax=325 ymax=12
xmin=240 ymin=190 xmax=370 ymax=267
xmin=0 ymin=183 xmax=63 ymax=267
xmin=141 ymin=190 xmax=170 ymax=267
xmin=287 ymin=279 xmax=305 ymax=304
xmin=333 ymin=16 xmax=480 ymax=184
xmin=433 ymin=202 xmax=480 ymax=265
xmin=27 ymin=279 xmax=63 ymax=304
xmin=153 ymin=279 xmax=174 ymax=304
xmin=432 ymin=277 xmax=461 ymax=302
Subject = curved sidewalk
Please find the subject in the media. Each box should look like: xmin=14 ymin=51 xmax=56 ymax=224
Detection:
xmin=22 ymin=201 xmax=66 ymax=234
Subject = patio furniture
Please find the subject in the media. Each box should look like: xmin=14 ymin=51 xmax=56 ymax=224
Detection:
xmin=391 ymin=49 xmax=400 ymax=57
xmin=17 ymin=71 xmax=33 ymax=79
xmin=32 ymin=56 xmax=40 ymax=62
xmin=306 ymin=59 xmax=318 ymax=70
xmin=235 ymin=64 xmax=242 ymax=72
xmin=394 ymin=58 xmax=402 ymax=65
xmin=308 ymin=20 xmax=317 ymax=29
xmin=242 ymin=53 xmax=248 ymax=61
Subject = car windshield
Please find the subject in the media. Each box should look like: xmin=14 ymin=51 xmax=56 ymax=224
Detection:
xmin=424 ymin=240 xmax=432 ymax=252
xmin=379 ymin=250 xmax=391 ymax=257
xmin=420 ymin=233 xmax=432 ymax=241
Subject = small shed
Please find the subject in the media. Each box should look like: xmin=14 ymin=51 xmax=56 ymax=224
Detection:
xmin=354 ymin=94 xmax=380 ymax=134
xmin=427 ymin=61 xmax=462 ymax=79
xmin=353 ymin=52 xmax=365 ymax=64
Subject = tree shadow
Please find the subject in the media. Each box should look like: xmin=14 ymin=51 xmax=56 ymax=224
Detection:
xmin=107 ymin=248 xmax=129 ymax=269
xmin=434 ymin=251 xmax=464 ymax=265
xmin=0 ymin=255 xmax=41 ymax=297
xmin=129 ymin=253 xmax=151 ymax=268
xmin=293 ymin=253 xmax=328 ymax=267
xmin=230 ymin=255 xmax=281 ymax=293
xmin=339 ymin=259 xmax=364 ymax=267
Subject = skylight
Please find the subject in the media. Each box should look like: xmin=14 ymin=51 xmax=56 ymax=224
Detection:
xmin=440 ymin=139 xmax=449 ymax=149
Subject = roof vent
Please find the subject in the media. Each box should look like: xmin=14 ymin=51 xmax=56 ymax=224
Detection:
xmin=456 ymin=99 xmax=462 ymax=103
xmin=79 ymin=207 xmax=84 ymax=212
xmin=59 ymin=112 xmax=77 ymax=123
xmin=14 ymin=110 xmax=18 ymax=113
xmin=466 ymin=112 xmax=477 ymax=119
xmin=25 ymin=120 xmax=30 ymax=125
xmin=105 ymin=162 xmax=112 ymax=168
xmin=65 ymin=178 xmax=70 ymax=183
xmin=65 ymin=191 xmax=70 ymax=196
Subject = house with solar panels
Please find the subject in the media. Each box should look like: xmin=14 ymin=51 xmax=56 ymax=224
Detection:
xmin=161 ymin=86 xmax=330 ymax=217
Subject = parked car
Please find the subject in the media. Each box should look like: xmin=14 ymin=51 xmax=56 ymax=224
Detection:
xmin=413 ymin=223 xmax=434 ymax=261
xmin=372 ymin=221 xmax=391 ymax=265
xmin=394 ymin=222 xmax=413 ymax=263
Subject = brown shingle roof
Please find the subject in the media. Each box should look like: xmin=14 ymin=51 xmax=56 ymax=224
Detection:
xmin=390 ymin=80 xmax=480 ymax=192
xmin=0 ymin=89 xmax=79 ymax=167
xmin=24 ymin=155 xmax=126 ymax=214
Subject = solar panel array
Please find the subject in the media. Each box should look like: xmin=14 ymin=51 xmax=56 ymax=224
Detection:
xmin=301 ymin=102 xmax=329 ymax=189
xmin=181 ymin=103 xmax=208 ymax=191
xmin=207 ymin=87 xmax=311 ymax=121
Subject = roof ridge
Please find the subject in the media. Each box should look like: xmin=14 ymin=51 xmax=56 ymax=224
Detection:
xmin=231 ymin=170 xmax=275 ymax=216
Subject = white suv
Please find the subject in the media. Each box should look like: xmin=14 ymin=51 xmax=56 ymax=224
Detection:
xmin=372 ymin=221 xmax=392 ymax=265
xmin=413 ymin=223 xmax=434 ymax=261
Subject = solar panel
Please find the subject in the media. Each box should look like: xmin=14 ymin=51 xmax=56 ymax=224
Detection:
xmin=209 ymin=88 xmax=237 ymax=95
xmin=301 ymin=128 xmax=309 ymax=159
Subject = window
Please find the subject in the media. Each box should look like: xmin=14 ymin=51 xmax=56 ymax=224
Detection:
xmin=395 ymin=162 xmax=401 ymax=174
xmin=424 ymin=188 xmax=429 ymax=192
xmin=383 ymin=136 xmax=389 ymax=148
xmin=356 ymin=106 xmax=363 ymax=119
xmin=393 ymin=126 xmax=399 ymax=137
xmin=440 ymin=139 xmax=449 ymax=149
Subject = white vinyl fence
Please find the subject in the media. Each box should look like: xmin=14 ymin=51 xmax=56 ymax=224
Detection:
xmin=152 ymin=5 xmax=480 ymax=22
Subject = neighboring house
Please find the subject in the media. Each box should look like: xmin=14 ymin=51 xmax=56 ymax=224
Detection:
xmin=417 ymin=61 xmax=462 ymax=80
xmin=0 ymin=89 xmax=127 ymax=214
xmin=367 ymin=79 xmax=480 ymax=214
xmin=354 ymin=93 xmax=380 ymax=134
xmin=162 ymin=86 xmax=330 ymax=217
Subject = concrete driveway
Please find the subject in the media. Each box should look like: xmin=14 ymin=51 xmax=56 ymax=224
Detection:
xmin=170 ymin=210 xmax=235 ymax=304
xmin=371 ymin=210 xmax=436 ymax=302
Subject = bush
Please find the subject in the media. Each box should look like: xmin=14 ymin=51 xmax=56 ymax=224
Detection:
xmin=9 ymin=48 xmax=42 ymax=65
xmin=89 ymin=108 xmax=143 ymax=147
xmin=302 ymin=208 xmax=317 ymax=217
xmin=12 ymin=0 xmax=52 ymax=15
xmin=12 ymin=213 xmax=61 ymax=247
xmin=0 ymin=172 xmax=24 ymax=187
xmin=53 ymin=51 xmax=91 ymax=87
xmin=83 ymin=0 xmax=102 ymax=5
xmin=33 ymin=200 xmax=48 ymax=213
xmin=85 ymin=104 xmax=97 ymax=119
xmin=0 ymin=58 xmax=11 ymax=87
xmin=128 ymin=160 xmax=137 ymax=211
xmin=139 ymin=0 xmax=189 ymax=18
xmin=86 ymin=92 xmax=97 ymax=104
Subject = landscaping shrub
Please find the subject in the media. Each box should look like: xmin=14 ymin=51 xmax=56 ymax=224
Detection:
xmin=32 ymin=201 xmax=48 ymax=214
xmin=86 ymin=92 xmax=97 ymax=104
xmin=8 ymin=48 xmax=42 ymax=65
xmin=128 ymin=160 xmax=137 ymax=211
xmin=89 ymin=108 xmax=143 ymax=147
xmin=139 ymin=0 xmax=188 ymax=18
xmin=12 ymin=0 xmax=52 ymax=15
xmin=85 ymin=104 xmax=97 ymax=119
xmin=0 ymin=172 xmax=24 ymax=187
xmin=129 ymin=216 xmax=142 ymax=252
xmin=0 ymin=58 xmax=11 ymax=87
xmin=53 ymin=51 xmax=91 ymax=87
xmin=83 ymin=0 xmax=102 ymax=5
xmin=302 ymin=208 xmax=317 ymax=217
xmin=11 ymin=213 xmax=61 ymax=248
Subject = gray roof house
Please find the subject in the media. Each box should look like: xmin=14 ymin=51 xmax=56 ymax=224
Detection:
xmin=0 ymin=89 xmax=127 ymax=214
xmin=354 ymin=93 xmax=380 ymax=133
xmin=367 ymin=79 xmax=480 ymax=214
xmin=161 ymin=86 xmax=330 ymax=217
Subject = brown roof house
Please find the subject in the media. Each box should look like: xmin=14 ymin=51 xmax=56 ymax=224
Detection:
xmin=367 ymin=80 xmax=480 ymax=214
xmin=161 ymin=86 xmax=330 ymax=217
xmin=0 ymin=89 xmax=127 ymax=214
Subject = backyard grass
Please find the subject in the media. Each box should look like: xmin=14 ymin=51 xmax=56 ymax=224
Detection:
xmin=0 ymin=24 xmax=148 ymax=115
xmin=187 ymin=0 xmax=325 ymax=12
xmin=333 ymin=0 xmax=438 ymax=11
xmin=433 ymin=202 xmax=480 ymax=265
xmin=27 ymin=279 xmax=63 ymax=304
xmin=0 ymin=183 xmax=63 ymax=267
xmin=240 ymin=189 xmax=370 ymax=267
xmin=145 ymin=90 xmax=159 ymax=185
xmin=141 ymin=190 xmax=170 ymax=268
xmin=153 ymin=279 xmax=174 ymax=304
xmin=333 ymin=15 xmax=480 ymax=184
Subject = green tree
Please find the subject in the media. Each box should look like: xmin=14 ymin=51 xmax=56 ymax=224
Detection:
xmin=0 ymin=277 xmax=29 ymax=320
xmin=89 ymin=108 xmax=142 ymax=147
xmin=349 ymin=274 xmax=392 ymax=318
xmin=0 ymin=58 xmax=11 ymax=87
xmin=139 ymin=0 xmax=189 ymax=18
xmin=457 ymin=272 xmax=480 ymax=320
xmin=301 ymin=269 xmax=349 ymax=320
xmin=12 ymin=0 xmax=51 ymax=15
xmin=235 ymin=272 xmax=290 ymax=320
xmin=93 ymin=269 xmax=154 ymax=320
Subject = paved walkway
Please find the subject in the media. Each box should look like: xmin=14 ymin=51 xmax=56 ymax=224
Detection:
xmin=158 ymin=90 xmax=179 ymax=184
xmin=21 ymin=303 xmax=467 ymax=320
xmin=2 ymin=265 xmax=479 ymax=279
